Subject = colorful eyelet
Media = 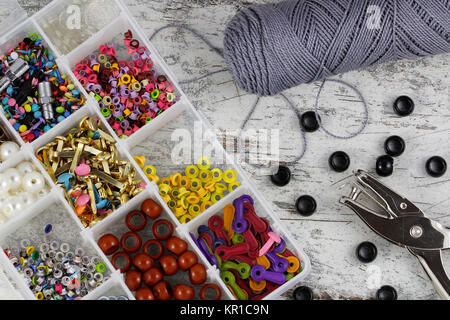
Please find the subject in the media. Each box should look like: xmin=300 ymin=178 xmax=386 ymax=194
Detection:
xmin=179 ymin=214 xmax=194 ymax=224
xmin=161 ymin=194 xmax=171 ymax=203
xmin=147 ymin=175 xmax=160 ymax=184
xmin=196 ymin=187 xmax=208 ymax=199
xmin=211 ymin=192 xmax=223 ymax=203
xmin=178 ymin=187 xmax=190 ymax=199
xmin=210 ymin=168 xmax=223 ymax=182
xmin=170 ymin=187 xmax=180 ymax=199
xmin=223 ymin=170 xmax=237 ymax=183
xmin=186 ymin=165 xmax=199 ymax=179
xmin=201 ymin=192 xmax=211 ymax=202
xmin=204 ymin=181 xmax=216 ymax=192
xmin=228 ymin=181 xmax=241 ymax=193
xmin=179 ymin=197 xmax=189 ymax=210
xmin=160 ymin=178 xmax=171 ymax=186
xmin=170 ymin=173 xmax=182 ymax=186
xmin=26 ymin=246 xmax=35 ymax=256
xmin=143 ymin=165 xmax=157 ymax=177
xmin=197 ymin=157 xmax=211 ymax=170
xmin=159 ymin=184 xmax=171 ymax=195
xmin=186 ymin=194 xmax=200 ymax=204
xmin=174 ymin=206 xmax=186 ymax=217
xmin=168 ymin=200 xmax=177 ymax=210
xmin=134 ymin=155 xmax=146 ymax=168
xmin=179 ymin=176 xmax=191 ymax=189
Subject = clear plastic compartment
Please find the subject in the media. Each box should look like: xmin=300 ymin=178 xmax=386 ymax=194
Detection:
xmin=0 ymin=0 xmax=311 ymax=300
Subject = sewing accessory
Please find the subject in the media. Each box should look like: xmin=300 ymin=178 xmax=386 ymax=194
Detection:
xmin=340 ymin=170 xmax=450 ymax=299
xmin=384 ymin=136 xmax=406 ymax=157
xmin=426 ymin=156 xmax=447 ymax=178
xmin=293 ymin=286 xmax=314 ymax=300
xmin=295 ymin=195 xmax=317 ymax=217
xmin=329 ymin=151 xmax=351 ymax=173
xmin=356 ymin=242 xmax=378 ymax=263
xmin=393 ymin=96 xmax=415 ymax=117
xmin=376 ymin=155 xmax=394 ymax=177
xmin=376 ymin=285 xmax=398 ymax=300
xmin=270 ymin=165 xmax=291 ymax=187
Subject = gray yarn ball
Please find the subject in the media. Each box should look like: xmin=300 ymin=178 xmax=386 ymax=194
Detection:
xmin=223 ymin=0 xmax=450 ymax=96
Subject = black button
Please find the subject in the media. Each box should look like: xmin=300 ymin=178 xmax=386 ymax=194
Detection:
xmin=300 ymin=111 xmax=321 ymax=133
xmin=426 ymin=156 xmax=447 ymax=178
xmin=393 ymin=96 xmax=415 ymax=117
xmin=376 ymin=285 xmax=398 ymax=300
xmin=293 ymin=286 xmax=314 ymax=300
xmin=384 ymin=136 xmax=405 ymax=157
xmin=270 ymin=165 xmax=291 ymax=187
xmin=329 ymin=151 xmax=351 ymax=172
xmin=356 ymin=242 xmax=378 ymax=263
xmin=295 ymin=195 xmax=317 ymax=216
xmin=376 ymin=155 xmax=394 ymax=177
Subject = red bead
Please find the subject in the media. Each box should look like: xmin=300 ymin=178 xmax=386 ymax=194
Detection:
xmin=152 ymin=281 xmax=172 ymax=300
xmin=125 ymin=270 xmax=142 ymax=291
xmin=166 ymin=237 xmax=188 ymax=256
xmin=173 ymin=284 xmax=195 ymax=300
xmin=141 ymin=199 xmax=162 ymax=220
xmin=143 ymin=267 xmax=163 ymax=287
xmin=135 ymin=287 xmax=155 ymax=300
xmin=189 ymin=264 xmax=207 ymax=285
xmin=160 ymin=254 xmax=178 ymax=276
xmin=177 ymin=251 xmax=198 ymax=271
xmin=98 ymin=234 xmax=120 ymax=255
xmin=133 ymin=252 xmax=154 ymax=272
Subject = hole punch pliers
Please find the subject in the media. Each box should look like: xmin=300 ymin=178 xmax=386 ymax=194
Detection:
xmin=340 ymin=170 xmax=450 ymax=300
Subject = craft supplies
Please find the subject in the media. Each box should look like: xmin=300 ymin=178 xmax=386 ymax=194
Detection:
xmin=36 ymin=116 xmax=144 ymax=227
xmin=295 ymin=195 xmax=317 ymax=217
xmin=270 ymin=165 xmax=291 ymax=187
xmin=376 ymin=155 xmax=394 ymax=177
xmin=0 ymin=161 xmax=49 ymax=224
xmin=356 ymin=242 xmax=378 ymax=264
xmin=73 ymin=30 xmax=179 ymax=139
xmin=191 ymin=194 xmax=303 ymax=300
xmin=426 ymin=156 xmax=447 ymax=178
xmin=0 ymin=35 xmax=85 ymax=143
xmin=97 ymin=197 xmax=221 ymax=300
xmin=376 ymin=285 xmax=398 ymax=300
xmin=0 ymin=141 xmax=20 ymax=163
xmin=384 ymin=136 xmax=406 ymax=158
xmin=300 ymin=111 xmax=321 ymax=133
xmin=4 ymin=239 xmax=108 ymax=300
xmin=293 ymin=286 xmax=314 ymax=300
xmin=393 ymin=96 xmax=415 ymax=117
xmin=329 ymin=151 xmax=351 ymax=173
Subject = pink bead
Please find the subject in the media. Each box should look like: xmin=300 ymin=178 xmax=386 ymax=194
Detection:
xmin=139 ymin=182 xmax=147 ymax=189
xmin=132 ymin=125 xmax=139 ymax=133
xmin=9 ymin=119 xmax=16 ymax=125
xmin=75 ymin=161 xmax=91 ymax=177
xmin=112 ymin=122 xmax=121 ymax=130
xmin=54 ymin=284 xmax=63 ymax=293
xmin=8 ymin=98 xmax=16 ymax=107
xmin=76 ymin=194 xmax=91 ymax=207
xmin=99 ymin=45 xmax=108 ymax=54
xmin=116 ymin=128 xmax=123 ymax=136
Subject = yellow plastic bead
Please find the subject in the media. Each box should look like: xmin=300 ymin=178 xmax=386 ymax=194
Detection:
xmin=26 ymin=246 xmax=35 ymax=256
xmin=93 ymin=64 xmax=100 ymax=73
xmin=174 ymin=206 xmax=186 ymax=218
xmin=185 ymin=165 xmax=199 ymax=178
xmin=201 ymin=201 xmax=214 ymax=212
xmin=19 ymin=125 xmax=27 ymax=133
xmin=170 ymin=173 xmax=182 ymax=186
xmin=121 ymin=74 xmax=131 ymax=84
xmin=211 ymin=192 xmax=223 ymax=203
xmin=20 ymin=257 xmax=26 ymax=266
xmin=210 ymin=168 xmax=223 ymax=182
xmin=179 ymin=196 xmax=189 ymax=210
xmin=189 ymin=204 xmax=201 ymax=217
xmin=201 ymin=192 xmax=211 ymax=202
xmin=35 ymin=292 xmax=44 ymax=300
xmin=228 ymin=181 xmax=241 ymax=193
xmin=215 ymin=183 xmax=227 ymax=194
xmin=159 ymin=184 xmax=171 ymax=195
xmin=24 ymin=104 xmax=31 ymax=112
xmin=186 ymin=194 xmax=200 ymax=204
xmin=143 ymin=165 xmax=157 ymax=177
xmin=204 ymin=181 xmax=216 ymax=192
xmin=147 ymin=175 xmax=160 ymax=184
xmin=161 ymin=194 xmax=171 ymax=204
xmin=199 ymin=170 xmax=212 ymax=183
xmin=179 ymin=214 xmax=194 ymax=224
xmin=196 ymin=187 xmax=208 ymax=199
xmin=178 ymin=187 xmax=190 ymax=198
xmin=190 ymin=178 xmax=202 ymax=191
xmin=197 ymin=157 xmax=211 ymax=170
xmin=223 ymin=170 xmax=237 ymax=183
xmin=160 ymin=178 xmax=171 ymax=186
xmin=170 ymin=187 xmax=180 ymax=199
xmin=134 ymin=156 xmax=146 ymax=168
xmin=168 ymin=200 xmax=177 ymax=210
xmin=179 ymin=176 xmax=191 ymax=189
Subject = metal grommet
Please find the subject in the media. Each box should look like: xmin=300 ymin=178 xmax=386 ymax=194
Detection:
xmin=20 ymin=239 xmax=31 ymax=249
xmin=55 ymin=252 xmax=65 ymax=262
xmin=50 ymin=241 xmax=59 ymax=251
xmin=91 ymin=256 xmax=101 ymax=265
xmin=39 ymin=243 xmax=49 ymax=254
xmin=82 ymin=256 xmax=91 ymax=265
xmin=94 ymin=273 xmax=103 ymax=282
xmin=75 ymin=248 xmax=85 ymax=256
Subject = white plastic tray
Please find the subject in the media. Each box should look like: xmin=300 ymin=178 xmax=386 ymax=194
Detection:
xmin=0 ymin=0 xmax=311 ymax=300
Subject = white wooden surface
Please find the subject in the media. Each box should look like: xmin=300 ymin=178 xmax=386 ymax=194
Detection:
xmin=5 ymin=0 xmax=449 ymax=300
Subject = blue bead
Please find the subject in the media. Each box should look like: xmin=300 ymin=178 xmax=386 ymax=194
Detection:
xmin=13 ymin=123 xmax=20 ymax=131
xmin=72 ymin=90 xmax=79 ymax=96
xmin=33 ymin=130 xmax=40 ymax=137
xmin=57 ymin=116 xmax=65 ymax=123
xmin=31 ymin=104 xmax=40 ymax=112
xmin=45 ymin=62 xmax=53 ymax=68
xmin=44 ymin=125 xmax=51 ymax=132
xmin=2 ymin=97 xmax=8 ymax=105
xmin=63 ymin=111 xmax=71 ymax=117
xmin=44 ymin=224 xmax=52 ymax=234
xmin=48 ymin=54 xmax=54 ymax=61
xmin=6 ymin=87 xmax=14 ymax=95
xmin=34 ymin=111 xmax=42 ymax=119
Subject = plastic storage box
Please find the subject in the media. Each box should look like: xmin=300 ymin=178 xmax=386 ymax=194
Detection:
xmin=0 ymin=0 xmax=311 ymax=300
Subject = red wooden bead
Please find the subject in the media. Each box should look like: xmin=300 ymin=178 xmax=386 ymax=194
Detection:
xmin=133 ymin=252 xmax=154 ymax=272
xmin=152 ymin=281 xmax=172 ymax=300
xmin=121 ymin=232 xmax=142 ymax=253
xmin=111 ymin=252 xmax=131 ymax=273
xmin=160 ymin=254 xmax=179 ymax=276
xmin=152 ymin=219 xmax=174 ymax=241
xmin=143 ymin=267 xmax=163 ymax=287
xmin=125 ymin=210 xmax=147 ymax=232
xmin=98 ymin=234 xmax=120 ymax=255
xmin=135 ymin=287 xmax=155 ymax=300
xmin=125 ymin=270 xmax=142 ymax=291
xmin=189 ymin=264 xmax=207 ymax=285
xmin=173 ymin=284 xmax=195 ymax=300
xmin=141 ymin=199 xmax=162 ymax=220
xmin=177 ymin=251 xmax=198 ymax=271
xmin=166 ymin=237 xmax=188 ymax=256
xmin=142 ymin=240 xmax=164 ymax=260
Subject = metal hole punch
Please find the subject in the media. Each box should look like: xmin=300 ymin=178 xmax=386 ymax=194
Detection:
xmin=340 ymin=170 xmax=450 ymax=300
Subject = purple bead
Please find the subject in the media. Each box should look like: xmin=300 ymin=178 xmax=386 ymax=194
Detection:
xmin=90 ymin=59 xmax=98 ymax=67
xmin=272 ymin=238 xmax=286 ymax=254
xmin=129 ymin=91 xmax=138 ymax=99
xmin=112 ymin=96 xmax=121 ymax=105
xmin=131 ymin=52 xmax=140 ymax=61
xmin=112 ymin=108 xmax=122 ymax=118
xmin=93 ymin=84 xmax=102 ymax=94
xmin=266 ymin=252 xmax=289 ymax=273
xmin=141 ymin=92 xmax=151 ymax=101
xmin=88 ymin=53 xmax=97 ymax=60
xmin=120 ymin=120 xmax=129 ymax=129
xmin=120 ymin=89 xmax=130 ymax=98
xmin=129 ymin=111 xmax=139 ymax=121
xmin=87 ymin=83 xmax=95 ymax=91
xmin=110 ymin=88 xmax=117 ymax=96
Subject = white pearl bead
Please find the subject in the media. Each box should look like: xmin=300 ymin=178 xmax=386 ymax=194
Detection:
xmin=0 ymin=142 xmax=20 ymax=162
xmin=17 ymin=192 xmax=37 ymax=208
xmin=3 ymin=168 xmax=22 ymax=192
xmin=1 ymin=197 xmax=18 ymax=219
xmin=0 ymin=173 xmax=11 ymax=193
xmin=16 ymin=161 xmax=36 ymax=175
xmin=37 ymin=186 xmax=50 ymax=198
xmin=21 ymin=171 xmax=45 ymax=194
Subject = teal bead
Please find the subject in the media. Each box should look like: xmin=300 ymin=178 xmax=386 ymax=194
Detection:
xmin=44 ymin=125 xmax=51 ymax=132
xmin=34 ymin=111 xmax=42 ymax=119
xmin=57 ymin=116 xmax=65 ymax=123
xmin=31 ymin=104 xmax=40 ymax=112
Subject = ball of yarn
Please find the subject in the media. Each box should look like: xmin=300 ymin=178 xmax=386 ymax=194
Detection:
xmin=223 ymin=0 xmax=450 ymax=96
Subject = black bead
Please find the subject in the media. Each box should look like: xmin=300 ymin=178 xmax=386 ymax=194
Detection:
xmin=376 ymin=286 xmax=398 ymax=300
xmin=295 ymin=195 xmax=317 ymax=217
xmin=376 ymin=155 xmax=394 ymax=177
xmin=293 ymin=286 xmax=314 ymax=300
xmin=393 ymin=96 xmax=415 ymax=117
xmin=329 ymin=151 xmax=351 ymax=173
xmin=356 ymin=242 xmax=378 ymax=263
xmin=270 ymin=166 xmax=291 ymax=187
xmin=300 ymin=111 xmax=321 ymax=133
xmin=384 ymin=136 xmax=405 ymax=157
xmin=426 ymin=156 xmax=447 ymax=178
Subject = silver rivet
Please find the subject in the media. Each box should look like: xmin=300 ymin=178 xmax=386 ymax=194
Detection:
xmin=410 ymin=225 xmax=423 ymax=238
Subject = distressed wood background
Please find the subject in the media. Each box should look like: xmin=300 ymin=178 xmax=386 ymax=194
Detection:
xmin=3 ymin=0 xmax=449 ymax=300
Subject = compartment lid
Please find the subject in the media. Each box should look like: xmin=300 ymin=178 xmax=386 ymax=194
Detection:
xmin=0 ymin=0 xmax=27 ymax=36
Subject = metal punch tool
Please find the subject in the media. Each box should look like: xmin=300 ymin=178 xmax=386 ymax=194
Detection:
xmin=340 ymin=170 xmax=450 ymax=300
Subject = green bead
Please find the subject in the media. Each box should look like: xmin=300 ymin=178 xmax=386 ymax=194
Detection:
xmin=286 ymin=273 xmax=294 ymax=281
xmin=31 ymin=250 xmax=40 ymax=261
xmin=94 ymin=94 xmax=102 ymax=102
xmin=67 ymin=84 xmax=75 ymax=90
xmin=56 ymin=106 xmax=65 ymax=114
xmin=96 ymin=263 xmax=106 ymax=273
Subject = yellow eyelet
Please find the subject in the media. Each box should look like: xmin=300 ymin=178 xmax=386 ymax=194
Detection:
xmin=179 ymin=214 xmax=194 ymax=224
xmin=186 ymin=165 xmax=199 ymax=178
xmin=143 ymin=165 xmax=157 ymax=177
xmin=197 ymin=187 xmax=208 ymax=199
xmin=189 ymin=204 xmax=201 ymax=216
xmin=201 ymin=201 xmax=213 ymax=212
xmin=204 ymin=181 xmax=216 ymax=192
xmin=179 ymin=176 xmax=191 ymax=189
xmin=210 ymin=168 xmax=223 ymax=182
xmin=228 ymin=181 xmax=241 ymax=193
xmin=161 ymin=194 xmax=171 ymax=204
xmin=168 ymin=200 xmax=177 ymax=210
xmin=134 ymin=156 xmax=146 ymax=168
xmin=199 ymin=170 xmax=212 ymax=183
xmin=190 ymin=178 xmax=202 ymax=191
xmin=197 ymin=157 xmax=211 ymax=170
xmin=170 ymin=173 xmax=182 ymax=186
xmin=186 ymin=194 xmax=200 ymax=204
xmin=178 ymin=187 xmax=190 ymax=199
xmin=160 ymin=178 xmax=171 ymax=186
xmin=174 ymin=206 xmax=186 ymax=218
xmin=223 ymin=170 xmax=237 ymax=183
xmin=201 ymin=192 xmax=211 ymax=202
xmin=179 ymin=196 xmax=189 ymax=209
xmin=26 ymin=246 xmax=35 ymax=256
xmin=215 ymin=183 xmax=227 ymax=194
xmin=147 ymin=175 xmax=160 ymax=184
xmin=159 ymin=184 xmax=171 ymax=195
xmin=170 ymin=187 xmax=180 ymax=199
xmin=211 ymin=192 xmax=223 ymax=203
